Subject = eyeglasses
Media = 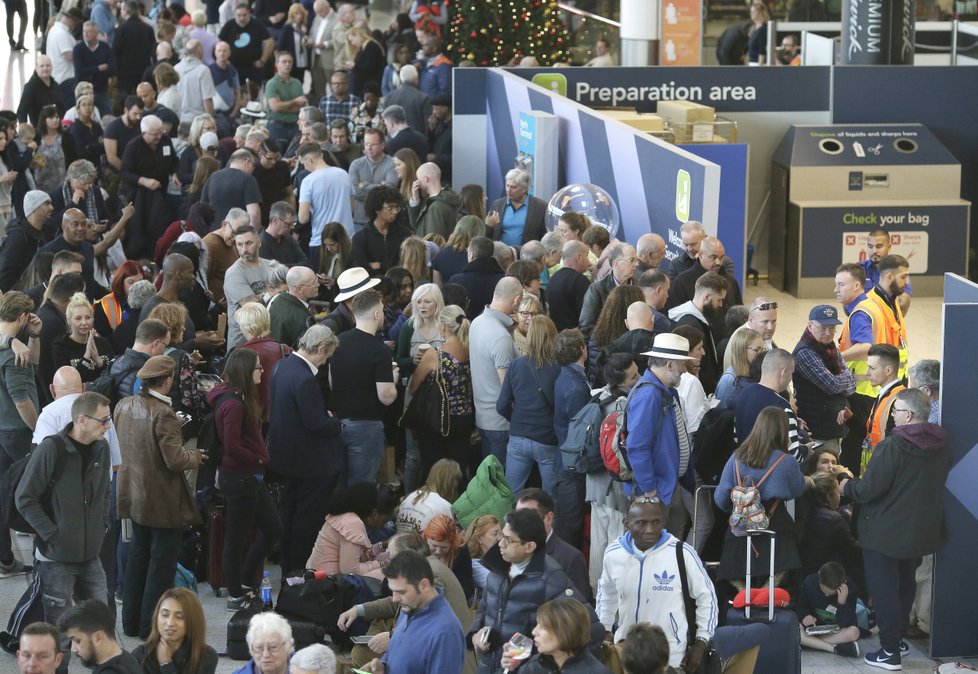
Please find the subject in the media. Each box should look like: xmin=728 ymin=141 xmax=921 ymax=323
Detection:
xmin=84 ymin=414 xmax=112 ymax=425
xmin=632 ymin=495 xmax=661 ymax=505
xmin=892 ymin=407 xmax=911 ymax=416
xmin=250 ymin=642 xmax=286 ymax=655
xmin=751 ymin=302 xmax=778 ymax=312
xmin=499 ymin=535 xmax=525 ymax=546
xmin=383 ymin=204 xmax=401 ymax=212
xmin=518 ymin=311 xmax=539 ymax=318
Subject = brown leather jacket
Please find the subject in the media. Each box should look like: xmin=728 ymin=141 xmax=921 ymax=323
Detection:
xmin=115 ymin=391 xmax=202 ymax=529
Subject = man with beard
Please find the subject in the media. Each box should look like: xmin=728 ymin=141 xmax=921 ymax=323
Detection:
xmin=792 ymin=305 xmax=856 ymax=455
xmin=852 ymin=255 xmax=910 ymax=386
xmin=668 ymin=271 xmax=727 ymax=394
xmin=666 ymin=237 xmax=742 ymax=336
xmin=861 ymin=229 xmax=911 ymax=316
xmin=58 ymin=600 xmax=142 ymax=673
xmin=218 ymin=3 xmax=275 ymax=86
xmin=224 ymin=225 xmax=273 ymax=349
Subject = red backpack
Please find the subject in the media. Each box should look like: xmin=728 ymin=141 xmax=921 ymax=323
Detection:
xmin=599 ymin=381 xmax=672 ymax=482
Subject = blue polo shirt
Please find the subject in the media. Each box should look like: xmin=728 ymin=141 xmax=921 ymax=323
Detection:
xmin=381 ymin=592 xmax=464 ymax=674
xmin=500 ymin=200 xmax=529 ymax=246
xmin=844 ymin=293 xmax=873 ymax=345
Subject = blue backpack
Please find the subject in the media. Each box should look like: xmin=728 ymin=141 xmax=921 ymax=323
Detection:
xmin=174 ymin=563 xmax=198 ymax=595
xmin=560 ymin=391 xmax=611 ymax=473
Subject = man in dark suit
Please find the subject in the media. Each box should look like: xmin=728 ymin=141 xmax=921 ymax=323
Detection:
xmin=113 ymin=1 xmax=156 ymax=94
xmin=267 ymin=324 xmax=344 ymax=574
xmin=383 ymin=64 xmax=430 ymax=134
xmin=547 ymin=240 xmax=591 ymax=331
xmin=516 ymin=489 xmax=592 ymax=602
xmin=449 ymin=236 xmax=505 ymax=320
xmin=383 ymin=104 xmax=427 ymax=160
xmin=490 ymin=167 xmax=548 ymax=247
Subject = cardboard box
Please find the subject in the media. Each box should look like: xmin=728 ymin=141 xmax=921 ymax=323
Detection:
xmin=603 ymin=110 xmax=666 ymax=133
xmin=656 ymin=100 xmax=716 ymax=126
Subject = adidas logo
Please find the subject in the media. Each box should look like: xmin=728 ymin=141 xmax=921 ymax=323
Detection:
xmin=653 ymin=569 xmax=675 ymax=585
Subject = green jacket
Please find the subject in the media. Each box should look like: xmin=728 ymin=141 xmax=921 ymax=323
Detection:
xmin=408 ymin=189 xmax=461 ymax=239
xmin=269 ymin=292 xmax=312 ymax=348
xmin=453 ymin=455 xmax=515 ymax=530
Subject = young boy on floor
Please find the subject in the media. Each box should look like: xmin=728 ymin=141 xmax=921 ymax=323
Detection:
xmin=796 ymin=561 xmax=862 ymax=658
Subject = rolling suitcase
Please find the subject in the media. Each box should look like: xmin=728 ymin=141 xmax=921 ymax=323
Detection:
xmin=724 ymin=530 xmax=801 ymax=674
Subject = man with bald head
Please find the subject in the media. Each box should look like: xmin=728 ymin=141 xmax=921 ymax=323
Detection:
xmin=270 ymin=266 xmax=318 ymax=346
xmin=135 ymin=81 xmax=179 ymax=135
xmin=636 ymin=233 xmax=667 ymax=274
xmin=39 ymin=209 xmax=108 ymax=301
xmin=36 ymin=366 xmax=124 ymax=612
xmin=667 ymin=236 xmax=742 ymax=337
xmin=406 ymin=161 xmax=460 ymax=240
xmin=471 ymin=277 xmax=522 ymax=464
xmin=119 ymin=115 xmax=178 ymax=258
xmin=547 ymin=240 xmax=592 ymax=331
xmin=139 ymin=253 xmax=195 ymax=321
xmin=175 ymin=39 xmax=217 ymax=122
xmin=667 ymin=221 xmax=736 ymax=280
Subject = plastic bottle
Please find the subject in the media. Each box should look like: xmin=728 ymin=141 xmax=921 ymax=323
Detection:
xmin=260 ymin=571 xmax=273 ymax=611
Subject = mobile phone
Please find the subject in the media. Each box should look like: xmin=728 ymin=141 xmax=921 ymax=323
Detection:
xmin=350 ymin=635 xmax=372 ymax=645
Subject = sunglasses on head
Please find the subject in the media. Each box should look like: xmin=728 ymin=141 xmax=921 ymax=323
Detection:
xmin=751 ymin=302 xmax=778 ymax=312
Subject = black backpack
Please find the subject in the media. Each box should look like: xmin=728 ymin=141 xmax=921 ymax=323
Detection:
xmin=0 ymin=436 xmax=67 ymax=535
xmin=693 ymin=406 xmax=737 ymax=484
xmin=195 ymin=391 xmax=240 ymax=489
xmin=560 ymin=390 xmax=610 ymax=473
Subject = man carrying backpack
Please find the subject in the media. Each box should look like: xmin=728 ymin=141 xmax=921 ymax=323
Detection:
xmin=624 ymin=333 xmax=697 ymax=536
xmin=15 ymin=392 xmax=113 ymax=627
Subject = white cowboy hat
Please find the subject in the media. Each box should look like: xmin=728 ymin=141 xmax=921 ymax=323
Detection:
xmin=241 ymin=101 xmax=266 ymax=118
xmin=333 ymin=267 xmax=381 ymax=303
xmin=641 ymin=333 xmax=697 ymax=360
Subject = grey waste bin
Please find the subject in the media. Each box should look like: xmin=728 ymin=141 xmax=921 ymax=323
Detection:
xmin=769 ymin=124 xmax=969 ymax=298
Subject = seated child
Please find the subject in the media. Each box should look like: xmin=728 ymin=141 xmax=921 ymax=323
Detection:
xmin=621 ymin=623 xmax=670 ymax=674
xmin=796 ymin=561 xmax=862 ymax=658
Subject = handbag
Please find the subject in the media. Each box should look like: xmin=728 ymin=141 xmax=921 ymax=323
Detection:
xmin=399 ymin=348 xmax=450 ymax=437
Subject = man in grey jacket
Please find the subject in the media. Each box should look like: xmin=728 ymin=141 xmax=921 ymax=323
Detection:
xmin=15 ymin=392 xmax=113 ymax=626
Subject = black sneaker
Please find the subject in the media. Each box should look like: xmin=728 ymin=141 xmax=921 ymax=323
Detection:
xmin=834 ymin=641 xmax=860 ymax=658
xmin=865 ymin=647 xmax=901 ymax=671
xmin=0 ymin=559 xmax=28 ymax=578
xmin=226 ymin=595 xmax=253 ymax=613
xmin=899 ymin=640 xmax=910 ymax=656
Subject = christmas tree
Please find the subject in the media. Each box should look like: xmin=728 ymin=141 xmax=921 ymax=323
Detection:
xmin=449 ymin=0 xmax=569 ymax=66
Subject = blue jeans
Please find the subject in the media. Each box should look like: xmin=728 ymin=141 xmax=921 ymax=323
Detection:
xmin=266 ymin=120 xmax=296 ymax=153
xmin=36 ymin=558 xmax=106 ymax=626
xmin=122 ymin=523 xmax=181 ymax=638
xmin=505 ymin=435 xmax=557 ymax=494
xmin=341 ymin=419 xmax=385 ymax=485
xmin=479 ymin=428 xmax=509 ymax=466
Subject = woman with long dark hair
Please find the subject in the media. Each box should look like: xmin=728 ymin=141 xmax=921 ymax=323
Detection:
xmin=33 ymin=105 xmax=76 ymax=192
xmin=318 ymin=221 xmax=352 ymax=303
xmin=209 ymin=349 xmax=283 ymax=611
xmin=714 ymin=407 xmax=807 ymax=588
xmin=133 ymin=587 xmax=218 ymax=674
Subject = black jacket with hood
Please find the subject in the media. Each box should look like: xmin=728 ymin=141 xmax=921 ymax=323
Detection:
xmin=843 ymin=422 xmax=950 ymax=558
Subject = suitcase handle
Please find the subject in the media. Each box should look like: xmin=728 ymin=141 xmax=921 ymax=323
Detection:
xmin=744 ymin=529 xmax=776 ymax=622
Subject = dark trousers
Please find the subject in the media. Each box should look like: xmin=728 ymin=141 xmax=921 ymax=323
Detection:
xmin=863 ymin=549 xmax=919 ymax=653
xmin=479 ymin=428 xmax=509 ymax=466
xmin=5 ymin=0 xmax=27 ymax=45
xmin=417 ymin=413 xmax=475 ymax=482
xmin=98 ymin=473 xmax=120 ymax=617
xmin=842 ymin=393 xmax=874 ymax=477
xmin=278 ymin=474 xmax=338 ymax=574
xmin=553 ymin=467 xmax=587 ymax=550
xmin=122 ymin=523 xmax=181 ymax=638
xmin=0 ymin=428 xmax=32 ymax=562
xmin=218 ymin=473 xmax=283 ymax=597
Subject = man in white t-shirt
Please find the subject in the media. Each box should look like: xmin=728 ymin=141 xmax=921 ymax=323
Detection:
xmin=49 ymin=8 xmax=84 ymax=105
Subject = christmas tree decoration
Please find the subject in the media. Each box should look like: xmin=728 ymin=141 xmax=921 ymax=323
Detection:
xmin=449 ymin=0 xmax=569 ymax=66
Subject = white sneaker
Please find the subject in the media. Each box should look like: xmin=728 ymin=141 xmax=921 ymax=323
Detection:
xmin=935 ymin=664 xmax=978 ymax=673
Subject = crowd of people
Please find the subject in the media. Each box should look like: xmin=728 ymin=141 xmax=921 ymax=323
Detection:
xmin=0 ymin=1 xmax=952 ymax=673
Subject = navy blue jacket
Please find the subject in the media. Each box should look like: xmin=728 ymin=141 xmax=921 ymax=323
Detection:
xmin=72 ymin=40 xmax=116 ymax=93
xmin=553 ymin=363 xmax=591 ymax=448
xmin=266 ymin=353 xmax=343 ymax=478
xmin=497 ymin=356 xmax=560 ymax=446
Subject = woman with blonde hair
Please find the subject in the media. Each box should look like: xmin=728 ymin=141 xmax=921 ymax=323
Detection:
xmin=498 ymin=315 xmax=561 ymax=493
xmin=237 ymin=302 xmax=293 ymax=425
xmin=432 ymin=215 xmax=486 ymax=285
xmin=148 ymin=302 xmax=205 ymax=415
xmin=344 ymin=26 xmax=385 ymax=98
xmin=748 ymin=1 xmax=772 ymax=64
xmin=716 ymin=327 xmax=764 ymax=408
xmin=465 ymin=514 xmax=502 ymax=592
xmin=399 ymin=236 xmax=429 ymax=285
xmin=423 ymin=514 xmax=474 ymax=602
xmin=51 ymin=292 xmax=113 ymax=382
xmin=409 ymin=305 xmax=474 ymax=477
xmin=133 ymin=587 xmax=218 ymax=674
xmin=397 ymin=458 xmax=463 ymax=533
xmin=178 ymin=113 xmax=220 ymax=188
xmin=277 ymin=3 xmax=310 ymax=83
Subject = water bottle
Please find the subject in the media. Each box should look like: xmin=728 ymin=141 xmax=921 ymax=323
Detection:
xmin=260 ymin=571 xmax=273 ymax=611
